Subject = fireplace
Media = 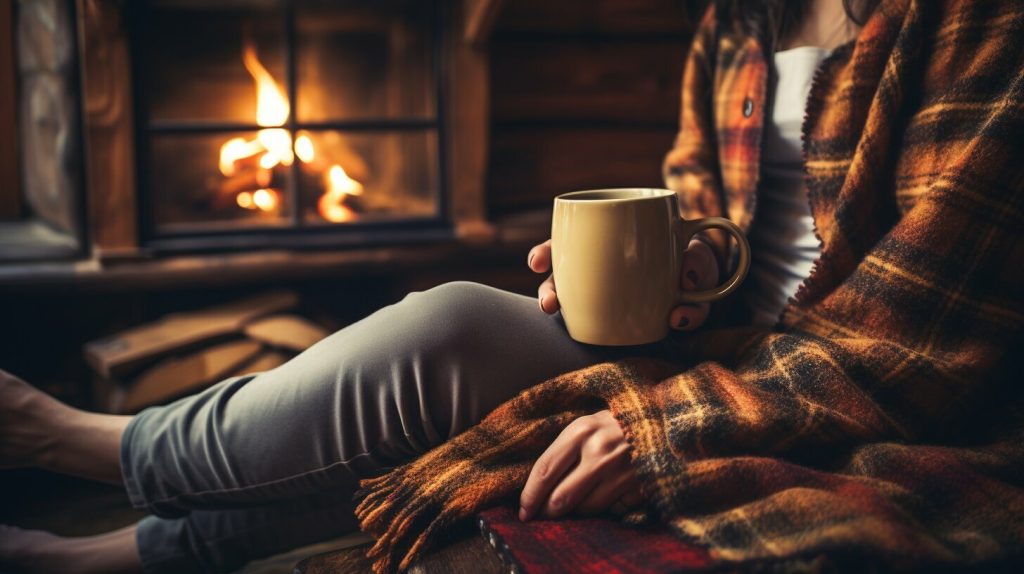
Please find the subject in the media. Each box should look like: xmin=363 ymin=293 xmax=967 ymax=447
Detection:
xmin=129 ymin=0 xmax=447 ymax=250
xmin=6 ymin=0 xmax=495 ymax=266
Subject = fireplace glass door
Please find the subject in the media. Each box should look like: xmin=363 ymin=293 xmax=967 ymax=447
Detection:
xmin=133 ymin=0 xmax=444 ymax=248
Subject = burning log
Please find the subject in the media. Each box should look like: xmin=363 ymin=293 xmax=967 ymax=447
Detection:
xmin=217 ymin=166 xmax=278 ymax=195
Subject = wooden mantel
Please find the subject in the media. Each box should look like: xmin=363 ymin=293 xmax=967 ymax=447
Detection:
xmin=0 ymin=211 xmax=549 ymax=291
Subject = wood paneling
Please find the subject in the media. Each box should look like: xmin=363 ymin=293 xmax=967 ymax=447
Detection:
xmin=77 ymin=0 xmax=138 ymax=257
xmin=464 ymin=0 xmax=505 ymax=46
xmin=499 ymin=0 xmax=692 ymax=35
xmin=486 ymin=0 xmax=693 ymax=216
xmin=0 ymin=0 xmax=20 ymax=220
xmin=492 ymin=39 xmax=687 ymax=124
xmin=489 ymin=126 xmax=674 ymax=214
xmin=447 ymin=0 xmax=497 ymax=241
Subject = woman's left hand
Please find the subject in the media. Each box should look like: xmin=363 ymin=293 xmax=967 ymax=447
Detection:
xmin=519 ymin=410 xmax=645 ymax=521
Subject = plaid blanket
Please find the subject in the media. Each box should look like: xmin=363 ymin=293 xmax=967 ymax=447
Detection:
xmin=355 ymin=1 xmax=1024 ymax=572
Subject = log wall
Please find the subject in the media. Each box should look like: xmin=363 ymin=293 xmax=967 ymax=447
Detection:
xmin=486 ymin=0 xmax=699 ymax=216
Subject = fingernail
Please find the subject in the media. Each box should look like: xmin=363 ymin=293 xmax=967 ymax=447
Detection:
xmin=519 ymin=507 xmax=528 ymax=521
xmin=686 ymin=270 xmax=699 ymax=286
xmin=539 ymin=296 xmax=546 ymax=311
xmin=528 ymin=253 xmax=535 ymax=268
xmin=676 ymin=316 xmax=690 ymax=328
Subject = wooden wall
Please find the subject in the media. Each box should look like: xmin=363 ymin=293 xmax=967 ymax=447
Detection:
xmin=486 ymin=0 xmax=699 ymax=217
xmin=0 ymin=0 xmax=20 ymax=220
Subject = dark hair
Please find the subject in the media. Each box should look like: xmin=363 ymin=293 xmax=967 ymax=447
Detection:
xmin=712 ymin=0 xmax=880 ymax=52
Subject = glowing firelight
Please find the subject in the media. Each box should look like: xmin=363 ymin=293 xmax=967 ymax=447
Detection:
xmin=252 ymin=188 xmax=279 ymax=211
xmin=235 ymin=188 xmax=280 ymax=212
xmin=328 ymin=165 xmax=363 ymax=195
xmin=219 ymin=137 xmax=264 ymax=177
xmin=236 ymin=191 xmax=253 ymax=209
xmin=219 ymin=41 xmax=362 ymax=221
xmin=295 ymin=134 xmax=315 ymax=163
xmin=318 ymin=165 xmax=364 ymax=222
xmin=242 ymin=43 xmax=289 ymax=127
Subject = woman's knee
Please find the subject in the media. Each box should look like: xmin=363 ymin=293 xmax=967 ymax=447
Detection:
xmin=399 ymin=281 xmax=520 ymax=346
xmin=406 ymin=281 xmax=504 ymax=308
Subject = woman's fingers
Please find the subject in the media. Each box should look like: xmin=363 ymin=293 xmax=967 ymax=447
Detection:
xmin=670 ymin=240 xmax=719 ymax=331
xmin=519 ymin=420 xmax=587 ymax=521
xmin=669 ymin=303 xmax=709 ymax=331
xmin=538 ymin=274 xmax=559 ymax=314
xmin=573 ymin=458 xmax=638 ymax=516
xmin=527 ymin=240 xmax=552 ymax=273
xmin=540 ymin=456 xmax=608 ymax=519
xmin=529 ymin=240 xmax=559 ymax=313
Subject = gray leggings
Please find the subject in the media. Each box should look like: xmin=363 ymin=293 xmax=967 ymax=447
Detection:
xmin=122 ymin=282 xmax=676 ymax=572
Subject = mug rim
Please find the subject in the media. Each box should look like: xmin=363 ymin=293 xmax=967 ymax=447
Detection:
xmin=554 ymin=188 xmax=676 ymax=203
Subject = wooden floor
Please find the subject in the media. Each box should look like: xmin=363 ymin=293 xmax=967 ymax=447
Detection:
xmin=1 ymin=469 xmax=506 ymax=574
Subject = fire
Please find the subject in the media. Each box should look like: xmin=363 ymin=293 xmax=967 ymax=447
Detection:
xmin=295 ymin=134 xmax=315 ymax=163
xmin=318 ymin=165 xmax=364 ymax=222
xmin=235 ymin=188 xmax=280 ymax=212
xmin=219 ymin=41 xmax=362 ymax=221
xmin=242 ymin=43 xmax=289 ymax=127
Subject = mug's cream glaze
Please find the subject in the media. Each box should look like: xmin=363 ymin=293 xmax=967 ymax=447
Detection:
xmin=552 ymin=188 xmax=750 ymax=346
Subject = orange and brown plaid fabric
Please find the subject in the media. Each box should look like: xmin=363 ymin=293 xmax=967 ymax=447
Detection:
xmin=356 ymin=1 xmax=1024 ymax=572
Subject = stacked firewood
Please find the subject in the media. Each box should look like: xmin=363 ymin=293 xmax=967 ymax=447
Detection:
xmin=83 ymin=291 xmax=329 ymax=414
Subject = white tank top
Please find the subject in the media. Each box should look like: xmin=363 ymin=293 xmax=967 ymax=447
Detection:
xmin=743 ymin=47 xmax=829 ymax=326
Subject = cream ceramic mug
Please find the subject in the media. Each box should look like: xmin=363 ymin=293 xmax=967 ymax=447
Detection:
xmin=552 ymin=188 xmax=751 ymax=346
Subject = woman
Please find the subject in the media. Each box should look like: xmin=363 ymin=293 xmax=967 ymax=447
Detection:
xmin=3 ymin=0 xmax=1022 ymax=572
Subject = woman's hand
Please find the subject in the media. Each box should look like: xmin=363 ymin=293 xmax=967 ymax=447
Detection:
xmin=670 ymin=239 xmax=719 ymax=331
xmin=519 ymin=410 xmax=645 ymax=521
xmin=527 ymin=239 xmax=560 ymax=313
xmin=527 ymin=238 xmax=720 ymax=331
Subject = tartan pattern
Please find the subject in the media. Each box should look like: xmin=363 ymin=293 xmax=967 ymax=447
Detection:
xmin=355 ymin=1 xmax=1024 ymax=572
xmin=477 ymin=505 xmax=714 ymax=574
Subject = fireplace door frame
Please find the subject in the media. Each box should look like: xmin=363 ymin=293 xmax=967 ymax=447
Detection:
xmin=128 ymin=0 xmax=452 ymax=253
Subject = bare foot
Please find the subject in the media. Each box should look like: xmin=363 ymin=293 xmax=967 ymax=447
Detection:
xmin=0 ymin=524 xmax=141 ymax=574
xmin=0 ymin=525 xmax=64 ymax=572
xmin=0 ymin=369 xmax=129 ymax=485
xmin=0 ymin=370 xmax=75 ymax=469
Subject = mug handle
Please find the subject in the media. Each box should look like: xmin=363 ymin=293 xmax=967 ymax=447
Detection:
xmin=674 ymin=217 xmax=751 ymax=304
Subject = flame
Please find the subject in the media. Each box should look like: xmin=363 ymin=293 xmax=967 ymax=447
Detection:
xmin=252 ymin=188 xmax=279 ymax=211
xmin=218 ymin=41 xmax=293 ymax=177
xmin=243 ymin=42 xmax=289 ymax=127
xmin=328 ymin=165 xmax=363 ymax=196
xmin=318 ymin=165 xmax=364 ymax=222
xmin=219 ymin=137 xmax=264 ymax=177
xmin=221 ymin=41 xmax=363 ymax=222
xmin=236 ymin=191 xmax=253 ymax=209
xmin=236 ymin=188 xmax=279 ymax=212
xmin=295 ymin=133 xmax=315 ymax=163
